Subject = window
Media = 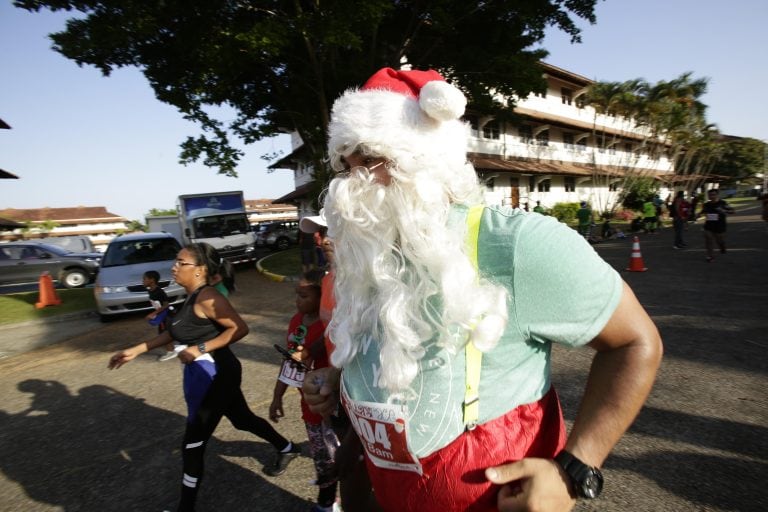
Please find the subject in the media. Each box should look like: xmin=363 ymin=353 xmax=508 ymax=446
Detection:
xmin=561 ymin=87 xmax=573 ymax=106
xmin=609 ymin=182 xmax=619 ymax=192
xmin=535 ymin=130 xmax=549 ymax=146
xmin=533 ymin=89 xmax=547 ymax=98
xmin=624 ymin=143 xmax=633 ymax=154
xmin=597 ymin=135 xmax=606 ymax=153
xmin=577 ymin=138 xmax=587 ymax=152
xmin=537 ymin=179 xmax=551 ymax=192
xmin=564 ymin=177 xmax=576 ymax=192
xmin=483 ymin=121 xmax=500 ymax=140
xmin=519 ymin=125 xmax=533 ymax=144
xmin=563 ymin=133 xmax=574 ymax=149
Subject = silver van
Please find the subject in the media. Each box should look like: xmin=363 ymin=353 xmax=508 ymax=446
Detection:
xmin=94 ymin=232 xmax=186 ymax=321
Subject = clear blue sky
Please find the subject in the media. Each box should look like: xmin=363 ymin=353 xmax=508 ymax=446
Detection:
xmin=2 ymin=1 xmax=766 ymax=222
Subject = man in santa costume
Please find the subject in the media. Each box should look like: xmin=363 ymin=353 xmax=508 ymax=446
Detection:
xmin=303 ymin=67 xmax=662 ymax=512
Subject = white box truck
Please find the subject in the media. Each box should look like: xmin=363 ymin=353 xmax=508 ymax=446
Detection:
xmin=146 ymin=215 xmax=183 ymax=244
xmin=147 ymin=191 xmax=257 ymax=264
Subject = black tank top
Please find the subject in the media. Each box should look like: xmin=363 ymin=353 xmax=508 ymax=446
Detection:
xmin=168 ymin=285 xmax=239 ymax=375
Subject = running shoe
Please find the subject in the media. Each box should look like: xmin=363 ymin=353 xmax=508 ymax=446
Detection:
xmin=157 ymin=351 xmax=178 ymax=362
xmin=264 ymin=442 xmax=301 ymax=476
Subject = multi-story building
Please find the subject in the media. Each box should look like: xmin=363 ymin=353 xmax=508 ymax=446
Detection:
xmin=467 ymin=62 xmax=673 ymax=211
xmin=270 ymin=62 xmax=675 ymax=215
xmin=0 ymin=207 xmax=128 ymax=251
xmin=245 ymin=198 xmax=298 ymax=225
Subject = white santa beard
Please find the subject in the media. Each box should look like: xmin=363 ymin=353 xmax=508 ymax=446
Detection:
xmin=326 ymin=170 xmax=508 ymax=392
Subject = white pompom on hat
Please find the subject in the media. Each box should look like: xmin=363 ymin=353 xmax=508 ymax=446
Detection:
xmin=327 ymin=67 xmax=469 ymax=171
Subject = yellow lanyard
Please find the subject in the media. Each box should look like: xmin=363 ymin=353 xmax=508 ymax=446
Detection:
xmin=462 ymin=205 xmax=484 ymax=429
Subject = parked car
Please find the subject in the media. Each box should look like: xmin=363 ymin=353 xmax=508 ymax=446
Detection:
xmin=94 ymin=232 xmax=186 ymax=321
xmin=0 ymin=241 xmax=101 ymax=288
xmin=253 ymin=220 xmax=299 ymax=251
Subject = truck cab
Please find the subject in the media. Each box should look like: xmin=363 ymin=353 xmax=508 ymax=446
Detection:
xmin=176 ymin=191 xmax=257 ymax=264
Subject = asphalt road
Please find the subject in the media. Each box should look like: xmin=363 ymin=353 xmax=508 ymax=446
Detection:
xmin=0 ymin=206 xmax=765 ymax=512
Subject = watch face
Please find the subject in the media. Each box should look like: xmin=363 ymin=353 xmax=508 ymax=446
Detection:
xmin=581 ymin=471 xmax=604 ymax=499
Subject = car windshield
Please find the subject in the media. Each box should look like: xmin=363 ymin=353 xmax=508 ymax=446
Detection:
xmin=101 ymin=238 xmax=180 ymax=267
xmin=192 ymin=214 xmax=249 ymax=238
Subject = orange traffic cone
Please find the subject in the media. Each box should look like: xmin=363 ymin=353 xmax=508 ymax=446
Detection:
xmin=626 ymin=236 xmax=648 ymax=272
xmin=35 ymin=271 xmax=62 ymax=309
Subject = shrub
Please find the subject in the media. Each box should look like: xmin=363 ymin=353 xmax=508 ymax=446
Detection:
xmin=550 ymin=202 xmax=581 ymax=223
xmin=621 ymin=178 xmax=659 ymax=211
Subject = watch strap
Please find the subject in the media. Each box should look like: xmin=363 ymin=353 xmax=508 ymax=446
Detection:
xmin=197 ymin=342 xmax=207 ymax=354
xmin=554 ymin=450 xmax=603 ymax=499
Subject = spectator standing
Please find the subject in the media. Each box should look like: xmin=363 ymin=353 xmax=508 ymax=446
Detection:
xmin=300 ymin=228 xmax=317 ymax=273
xmin=532 ymin=200 xmax=545 ymax=214
xmin=576 ymin=201 xmax=592 ymax=237
xmin=670 ymin=191 xmax=691 ymax=249
xmin=700 ymin=189 xmax=734 ymax=262
xmin=642 ymin=199 xmax=658 ymax=233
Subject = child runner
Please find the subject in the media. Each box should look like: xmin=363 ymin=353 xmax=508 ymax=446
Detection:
xmin=143 ymin=270 xmax=176 ymax=362
xmin=269 ymin=271 xmax=338 ymax=512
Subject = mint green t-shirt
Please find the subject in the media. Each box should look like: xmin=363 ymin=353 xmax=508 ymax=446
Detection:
xmin=341 ymin=205 xmax=623 ymax=458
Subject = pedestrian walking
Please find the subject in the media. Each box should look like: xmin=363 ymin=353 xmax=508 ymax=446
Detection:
xmin=700 ymin=189 xmax=734 ymax=262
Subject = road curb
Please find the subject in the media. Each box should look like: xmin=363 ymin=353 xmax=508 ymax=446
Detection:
xmin=255 ymin=254 xmax=299 ymax=283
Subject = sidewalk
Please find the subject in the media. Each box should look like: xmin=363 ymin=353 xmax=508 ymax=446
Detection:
xmin=0 ymin=310 xmax=100 ymax=359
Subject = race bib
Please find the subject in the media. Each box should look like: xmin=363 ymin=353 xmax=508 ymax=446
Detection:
xmin=705 ymin=213 xmax=719 ymax=221
xmin=277 ymin=360 xmax=306 ymax=387
xmin=341 ymin=379 xmax=423 ymax=475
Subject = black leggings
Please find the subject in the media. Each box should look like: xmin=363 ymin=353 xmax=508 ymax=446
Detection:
xmin=177 ymin=376 xmax=290 ymax=511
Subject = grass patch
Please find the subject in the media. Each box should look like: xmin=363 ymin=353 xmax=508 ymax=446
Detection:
xmin=727 ymin=196 xmax=760 ymax=208
xmin=0 ymin=287 xmax=96 ymax=325
xmin=257 ymin=248 xmax=301 ymax=277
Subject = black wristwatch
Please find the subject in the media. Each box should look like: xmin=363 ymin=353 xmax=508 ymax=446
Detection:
xmin=197 ymin=343 xmax=207 ymax=354
xmin=554 ymin=450 xmax=604 ymax=499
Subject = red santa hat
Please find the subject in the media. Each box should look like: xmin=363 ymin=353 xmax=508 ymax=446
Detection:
xmin=327 ymin=67 xmax=469 ymax=172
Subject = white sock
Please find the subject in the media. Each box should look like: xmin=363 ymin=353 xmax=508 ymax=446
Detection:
xmin=280 ymin=442 xmax=293 ymax=453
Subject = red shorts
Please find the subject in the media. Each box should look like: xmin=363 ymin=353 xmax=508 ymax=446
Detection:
xmin=365 ymin=387 xmax=566 ymax=511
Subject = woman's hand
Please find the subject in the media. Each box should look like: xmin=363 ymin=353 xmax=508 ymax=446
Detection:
xmin=107 ymin=348 xmax=139 ymax=369
xmin=178 ymin=346 xmax=201 ymax=364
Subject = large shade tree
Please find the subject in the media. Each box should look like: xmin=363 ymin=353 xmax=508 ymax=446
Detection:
xmin=15 ymin=0 xmax=600 ymax=183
